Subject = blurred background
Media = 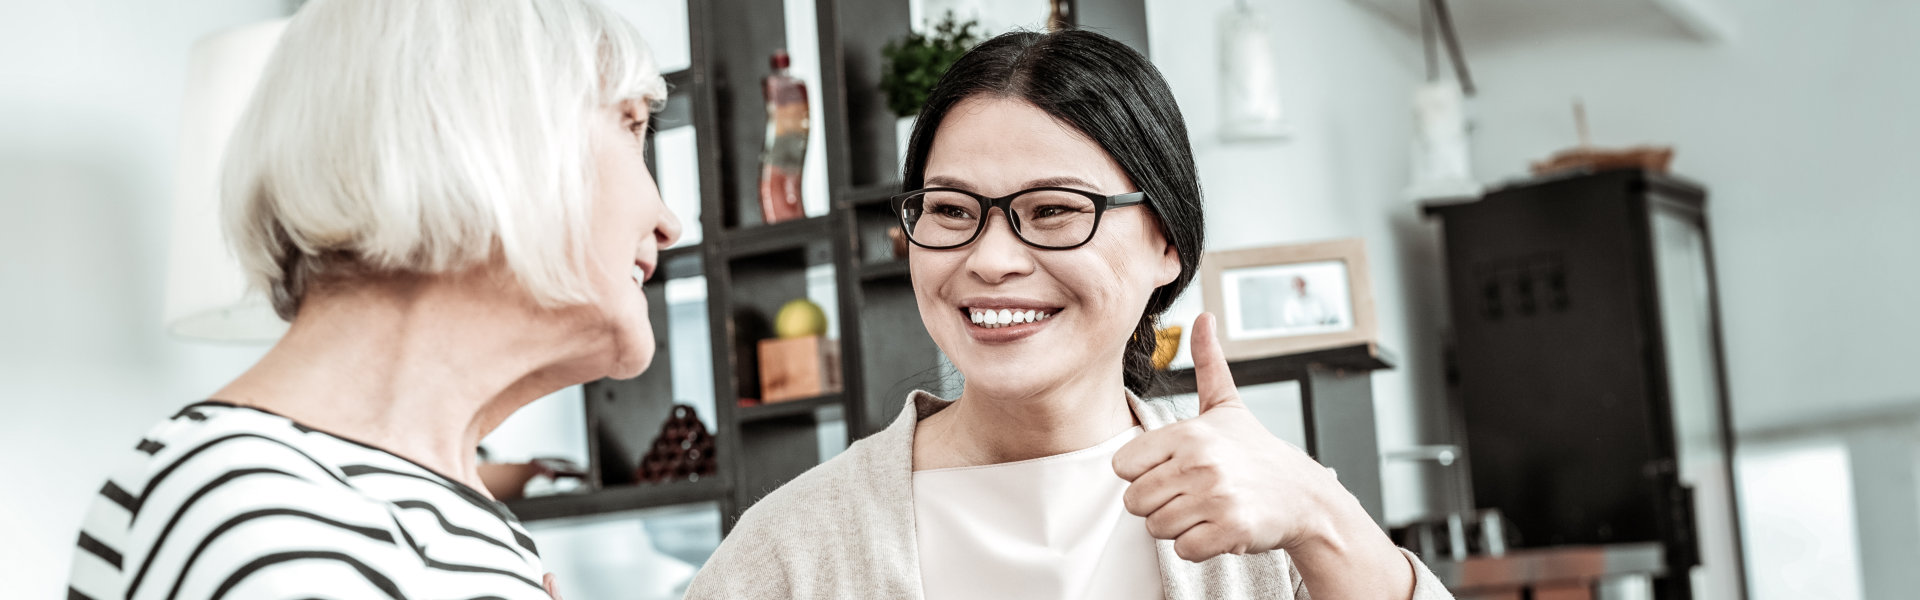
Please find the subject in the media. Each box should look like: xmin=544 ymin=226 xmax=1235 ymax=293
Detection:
xmin=2 ymin=0 xmax=1915 ymax=599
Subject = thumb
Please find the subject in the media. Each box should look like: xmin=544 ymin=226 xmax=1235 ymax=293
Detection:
xmin=1191 ymin=313 xmax=1241 ymax=413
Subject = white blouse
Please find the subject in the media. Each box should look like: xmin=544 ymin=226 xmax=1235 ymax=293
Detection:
xmin=912 ymin=427 xmax=1164 ymax=600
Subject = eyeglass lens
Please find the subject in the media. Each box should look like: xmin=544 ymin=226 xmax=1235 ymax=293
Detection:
xmin=900 ymin=189 xmax=1099 ymax=248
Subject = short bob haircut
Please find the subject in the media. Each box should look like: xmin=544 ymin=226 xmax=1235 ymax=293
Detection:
xmin=902 ymin=30 xmax=1205 ymax=396
xmin=223 ymin=0 xmax=668 ymax=320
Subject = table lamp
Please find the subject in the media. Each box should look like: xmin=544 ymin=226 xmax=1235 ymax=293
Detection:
xmin=163 ymin=19 xmax=289 ymax=342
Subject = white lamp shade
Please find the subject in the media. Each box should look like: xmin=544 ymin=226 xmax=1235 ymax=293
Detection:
xmin=164 ymin=19 xmax=290 ymax=342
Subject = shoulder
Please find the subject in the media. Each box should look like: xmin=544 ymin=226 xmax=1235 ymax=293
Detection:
xmin=740 ymin=433 xmax=894 ymax=533
xmin=72 ymin=403 xmax=545 ymax=600
xmin=727 ymin=391 xmax=928 ymax=542
xmin=687 ymin=393 xmax=927 ymax=598
xmin=684 ymin=444 xmax=882 ymax=599
xmin=70 ymin=405 xmax=407 ymax=598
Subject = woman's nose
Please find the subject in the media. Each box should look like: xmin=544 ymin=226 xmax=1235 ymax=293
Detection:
xmin=964 ymin=210 xmax=1035 ymax=283
xmin=655 ymin=204 xmax=685 ymax=248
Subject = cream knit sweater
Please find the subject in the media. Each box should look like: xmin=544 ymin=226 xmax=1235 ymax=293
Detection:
xmin=686 ymin=391 xmax=1455 ymax=599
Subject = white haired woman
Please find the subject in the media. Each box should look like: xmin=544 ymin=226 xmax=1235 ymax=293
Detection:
xmin=65 ymin=1 xmax=679 ymax=599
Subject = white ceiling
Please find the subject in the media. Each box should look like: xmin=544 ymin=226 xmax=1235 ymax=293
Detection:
xmin=1346 ymin=0 xmax=1736 ymax=50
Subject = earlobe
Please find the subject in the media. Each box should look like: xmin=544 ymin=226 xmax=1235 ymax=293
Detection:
xmin=1154 ymin=242 xmax=1182 ymax=287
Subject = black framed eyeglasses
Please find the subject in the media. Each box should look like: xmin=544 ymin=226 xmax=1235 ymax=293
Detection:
xmin=889 ymin=186 xmax=1153 ymax=250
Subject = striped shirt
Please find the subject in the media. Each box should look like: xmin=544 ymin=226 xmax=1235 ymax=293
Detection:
xmin=68 ymin=402 xmax=554 ymax=600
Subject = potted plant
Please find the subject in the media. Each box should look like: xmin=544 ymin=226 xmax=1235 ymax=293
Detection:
xmin=880 ymin=13 xmax=983 ymax=160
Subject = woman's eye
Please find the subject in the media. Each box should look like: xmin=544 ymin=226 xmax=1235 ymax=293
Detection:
xmin=935 ymin=205 xmax=973 ymax=219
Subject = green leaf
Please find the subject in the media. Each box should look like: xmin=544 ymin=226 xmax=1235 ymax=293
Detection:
xmin=879 ymin=11 xmax=985 ymax=117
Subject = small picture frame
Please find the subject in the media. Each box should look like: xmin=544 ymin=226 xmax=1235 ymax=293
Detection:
xmin=1199 ymin=238 xmax=1377 ymax=359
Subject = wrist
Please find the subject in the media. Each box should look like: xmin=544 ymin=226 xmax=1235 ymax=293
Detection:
xmin=1290 ymin=481 xmax=1381 ymax=565
xmin=1288 ymin=485 xmax=1416 ymax=598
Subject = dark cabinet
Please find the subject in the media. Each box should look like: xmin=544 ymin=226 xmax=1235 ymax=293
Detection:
xmin=1427 ymin=169 xmax=1747 ymax=599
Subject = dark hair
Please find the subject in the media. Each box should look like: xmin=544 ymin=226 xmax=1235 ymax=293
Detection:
xmin=902 ymin=29 xmax=1205 ymax=397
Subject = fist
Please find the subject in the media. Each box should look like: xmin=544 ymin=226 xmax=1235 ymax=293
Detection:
xmin=1111 ymin=313 xmax=1352 ymax=562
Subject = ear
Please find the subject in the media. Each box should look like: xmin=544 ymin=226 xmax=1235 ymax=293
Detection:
xmin=1152 ymin=238 xmax=1182 ymax=288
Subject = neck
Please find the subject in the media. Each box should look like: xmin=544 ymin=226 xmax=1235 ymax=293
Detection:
xmin=916 ymin=366 xmax=1139 ymax=470
xmin=212 ymin=270 xmax=597 ymax=495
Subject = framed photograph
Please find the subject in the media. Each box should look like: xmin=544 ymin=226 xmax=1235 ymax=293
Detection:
xmin=1200 ymin=238 xmax=1377 ymax=359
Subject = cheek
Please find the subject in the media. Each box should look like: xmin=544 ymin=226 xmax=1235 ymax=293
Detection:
xmin=907 ymin=247 xmax=963 ymax=298
xmin=1048 ymin=244 xmax=1151 ymax=308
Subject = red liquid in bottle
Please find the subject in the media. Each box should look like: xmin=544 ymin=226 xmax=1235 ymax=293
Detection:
xmin=759 ymin=50 xmax=809 ymax=224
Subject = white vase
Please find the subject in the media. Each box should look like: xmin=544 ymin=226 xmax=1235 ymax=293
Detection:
xmin=1217 ymin=2 xmax=1290 ymax=142
xmin=896 ymin=115 xmax=916 ymax=168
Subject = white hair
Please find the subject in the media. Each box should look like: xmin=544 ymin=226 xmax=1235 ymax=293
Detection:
xmin=222 ymin=0 xmax=668 ymax=319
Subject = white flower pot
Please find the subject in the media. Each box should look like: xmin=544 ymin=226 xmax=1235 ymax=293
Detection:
xmin=896 ymin=115 xmax=916 ymax=167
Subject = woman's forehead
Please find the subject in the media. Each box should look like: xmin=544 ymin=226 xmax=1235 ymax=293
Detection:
xmin=925 ymin=97 xmax=1130 ymax=195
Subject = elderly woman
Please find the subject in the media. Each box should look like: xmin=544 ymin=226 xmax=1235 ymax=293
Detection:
xmin=687 ymin=30 xmax=1451 ymax=599
xmin=65 ymin=1 xmax=679 ymax=598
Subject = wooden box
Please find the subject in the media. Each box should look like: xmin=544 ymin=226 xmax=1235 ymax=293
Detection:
xmin=757 ymin=335 xmax=842 ymax=403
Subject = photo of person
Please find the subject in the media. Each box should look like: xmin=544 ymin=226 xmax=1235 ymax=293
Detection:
xmin=1222 ymin=260 xmax=1355 ymax=339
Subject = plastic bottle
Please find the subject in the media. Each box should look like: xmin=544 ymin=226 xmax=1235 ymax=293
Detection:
xmin=758 ymin=50 xmax=809 ymax=224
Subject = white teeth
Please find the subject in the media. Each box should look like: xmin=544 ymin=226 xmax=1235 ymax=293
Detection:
xmin=965 ymin=307 xmax=1058 ymax=328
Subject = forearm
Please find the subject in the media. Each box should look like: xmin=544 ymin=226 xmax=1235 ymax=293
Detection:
xmin=1288 ymin=498 xmax=1417 ymax=599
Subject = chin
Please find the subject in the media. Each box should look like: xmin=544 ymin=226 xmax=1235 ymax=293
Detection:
xmin=603 ymin=317 xmax=658 ymax=380
xmin=606 ymin=349 xmax=654 ymax=380
xmin=949 ymin=354 xmax=1055 ymax=398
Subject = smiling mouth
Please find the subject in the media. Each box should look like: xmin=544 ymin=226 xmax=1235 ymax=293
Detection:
xmin=962 ymin=307 xmax=1060 ymax=329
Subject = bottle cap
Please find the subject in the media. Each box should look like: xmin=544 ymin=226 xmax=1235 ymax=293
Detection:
xmin=771 ymin=49 xmax=790 ymax=69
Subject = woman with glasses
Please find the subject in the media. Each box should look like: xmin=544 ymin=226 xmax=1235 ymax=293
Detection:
xmin=687 ymin=29 xmax=1450 ymax=599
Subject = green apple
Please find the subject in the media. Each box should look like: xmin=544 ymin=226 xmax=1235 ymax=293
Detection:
xmin=774 ymin=298 xmax=828 ymax=339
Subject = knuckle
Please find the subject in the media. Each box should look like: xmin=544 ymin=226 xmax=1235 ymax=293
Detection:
xmin=1180 ymin=455 xmax=1221 ymax=476
xmin=1121 ymin=490 xmax=1147 ymax=516
xmin=1174 ymin=539 xmax=1204 ymax=562
xmin=1176 ymin=424 xmax=1210 ymax=445
xmin=1145 ymin=514 xmax=1173 ymax=539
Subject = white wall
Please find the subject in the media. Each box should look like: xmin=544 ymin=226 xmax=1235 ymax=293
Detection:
xmin=0 ymin=1 xmax=288 ymax=597
xmin=1454 ymin=0 xmax=1920 ymax=433
xmin=1424 ymin=1 xmax=1920 ymax=597
xmin=1147 ymin=0 xmax=1447 ymax=524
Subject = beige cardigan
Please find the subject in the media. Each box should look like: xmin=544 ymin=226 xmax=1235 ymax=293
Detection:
xmin=685 ymin=391 xmax=1455 ymax=599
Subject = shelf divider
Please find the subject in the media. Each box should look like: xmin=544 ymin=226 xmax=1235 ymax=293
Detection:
xmin=506 ymin=476 xmax=731 ymax=523
xmin=736 ymin=392 xmax=846 ymax=423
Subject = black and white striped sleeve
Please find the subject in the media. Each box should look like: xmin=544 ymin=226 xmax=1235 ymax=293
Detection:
xmin=70 ymin=431 xmax=416 ymax=600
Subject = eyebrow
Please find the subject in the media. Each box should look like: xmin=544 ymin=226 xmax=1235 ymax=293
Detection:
xmin=923 ymin=175 xmax=1099 ymax=191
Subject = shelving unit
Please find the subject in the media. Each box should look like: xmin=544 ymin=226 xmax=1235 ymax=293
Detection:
xmin=505 ymin=0 xmax=1152 ymax=534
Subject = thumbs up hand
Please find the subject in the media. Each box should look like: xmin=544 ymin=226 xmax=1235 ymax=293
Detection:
xmin=1111 ymin=313 xmax=1355 ymax=563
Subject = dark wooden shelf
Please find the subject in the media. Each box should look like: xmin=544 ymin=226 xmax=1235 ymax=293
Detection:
xmin=656 ymin=243 xmax=704 ymax=280
xmin=736 ymin=392 xmax=845 ymax=423
xmin=664 ymin=68 xmax=693 ymax=91
xmin=1148 ymin=343 xmax=1396 ymax=396
xmin=858 ymin=260 xmax=910 ymax=281
xmin=505 ymin=476 xmax=731 ymax=523
xmin=720 ymin=215 xmax=834 ymax=259
xmin=842 ymin=181 xmax=902 ymax=208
